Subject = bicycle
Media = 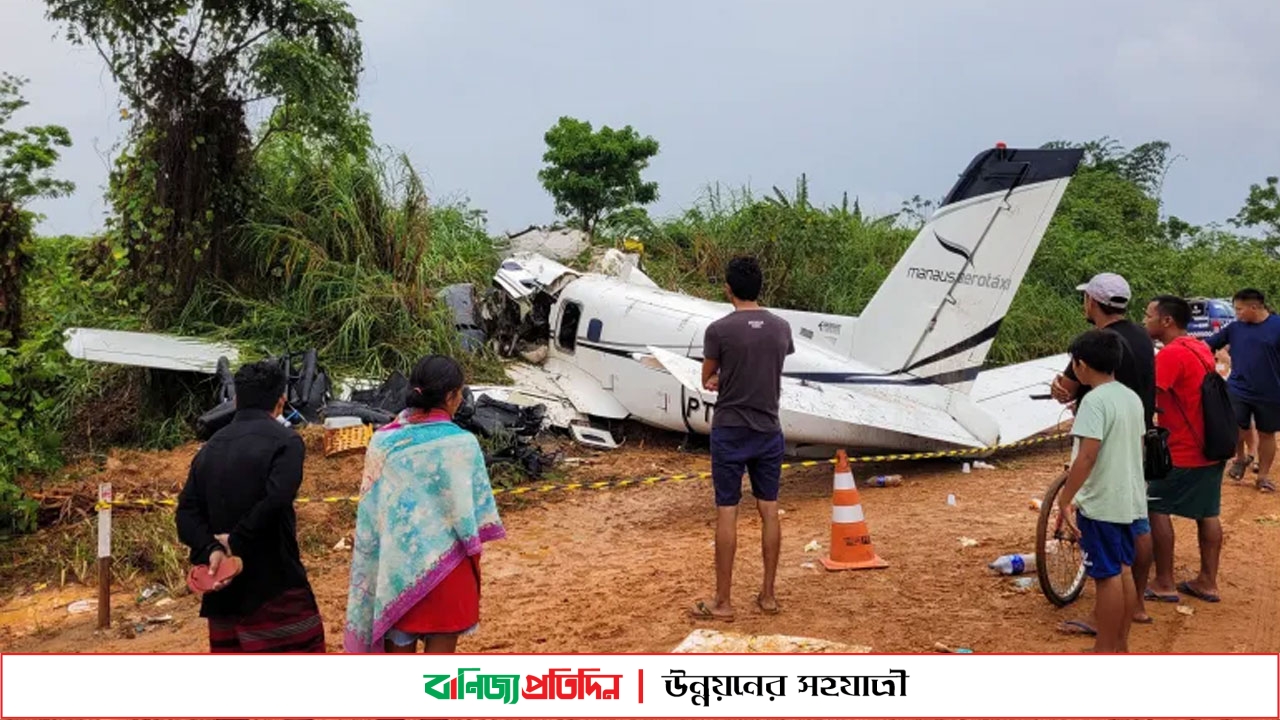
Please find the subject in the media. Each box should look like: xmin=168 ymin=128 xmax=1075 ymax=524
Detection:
xmin=1035 ymin=465 xmax=1088 ymax=606
xmin=1029 ymin=394 xmax=1087 ymax=607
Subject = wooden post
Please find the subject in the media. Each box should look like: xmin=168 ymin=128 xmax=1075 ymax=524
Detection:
xmin=97 ymin=483 xmax=112 ymax=630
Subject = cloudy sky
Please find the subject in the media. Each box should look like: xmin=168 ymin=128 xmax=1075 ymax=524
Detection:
xmin=3 ymin=0 xmax=1278 ymax=237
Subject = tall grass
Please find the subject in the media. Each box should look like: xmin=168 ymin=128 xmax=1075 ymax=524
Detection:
xmin=642 ymin=181 xmax=912 ymax=315
xmin=176 ymin=138 xmax=506 ymax=381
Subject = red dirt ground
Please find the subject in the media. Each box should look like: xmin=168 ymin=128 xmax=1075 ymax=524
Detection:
xmin=3 ymin=434 xmax=1279 ymax=656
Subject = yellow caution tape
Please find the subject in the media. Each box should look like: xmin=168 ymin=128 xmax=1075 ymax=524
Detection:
xmin=53 ymin=432 xmax=1069 ymax=512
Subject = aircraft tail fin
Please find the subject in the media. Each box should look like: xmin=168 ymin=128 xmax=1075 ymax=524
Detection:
xmin=849 ymin=145 xmax=1083 ymax=394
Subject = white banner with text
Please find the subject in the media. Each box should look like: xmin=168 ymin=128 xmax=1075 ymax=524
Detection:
xmin=1 ymin=652 xmax=1277 ymax=718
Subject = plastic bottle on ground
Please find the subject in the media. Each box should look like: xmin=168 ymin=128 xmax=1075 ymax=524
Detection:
xmin=865 ymin=474 xmax=903 ymax=488
xmin=988 ymin=553 xmax=1037 ymax=575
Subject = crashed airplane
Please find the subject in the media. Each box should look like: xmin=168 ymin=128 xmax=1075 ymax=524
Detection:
xmin=479 ymin=144 xmax=1085 ymax=456
xmin=63 ymin=144 xmax=1084 ymax=457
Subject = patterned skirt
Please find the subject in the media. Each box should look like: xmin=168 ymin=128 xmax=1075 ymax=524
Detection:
xmin=208 ymin=587 xmax=326 ymax=653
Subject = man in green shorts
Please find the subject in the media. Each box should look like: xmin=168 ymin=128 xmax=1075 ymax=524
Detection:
xmin=1143 ymin=296 xmax=1226 ymax=603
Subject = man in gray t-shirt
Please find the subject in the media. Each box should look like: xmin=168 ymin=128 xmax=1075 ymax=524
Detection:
xmin=690 ymin=256 xmax=794 ymax=621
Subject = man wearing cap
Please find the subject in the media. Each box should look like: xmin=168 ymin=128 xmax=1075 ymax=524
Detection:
xmin=1050 ymin=272 xmax=1159 ymax=634
xmin=1052 ymin=274 xmax=1156 ymax=426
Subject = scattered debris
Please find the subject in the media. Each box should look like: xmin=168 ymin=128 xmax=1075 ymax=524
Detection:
xmin=438 ymin=283 xmax=486 ymax=353
xmin=1029 ymin=498 xmax=1042 ymax=511
xmin=506 ymin=225 xmax=590 ymax=261
xmin=961 ymin=463 xmax=971 ymax=474
xmin=1177 ymin=605 xmax=1195 ymax=616
xmin=1011 ymin=577 xmax=1036 ymax=592
xmin=1256 ymin=514 xmax=1280 ymax=526
xmin=989 ymin=553 xmax=1036 ymax=575
xmin=946 ymin=494 xmax=957 ymax=506
xmin=569 ymin=424 xmax=619 ymax=450
xmin=933 ymin=642 xmax=974 ymax=654
xmin=197 ymin=350 xmax=330 ymax=440
xmin=973 ymin=461 xmax=996 ymax=470
xmin=865 ymin=474 xmax=903 ymax=488
xmin=777 ymin=509 xmax=787 ymax=516
xmin=154 ymin=598 xmax=175 ymax=609
xmin=67 ymin=599 xmax=96 ymax=615
xmin=803 ymin=540 xmax=822 ymax=553
xmin=333 ymin=537 xmax=351 ymax=551
xmin=958 ymin=537 xmax=980 ymax=548
xmin=137 ymin=584 xmax=168 ymax=604
xmin=799 ymin=562 xmax=817 ymax=570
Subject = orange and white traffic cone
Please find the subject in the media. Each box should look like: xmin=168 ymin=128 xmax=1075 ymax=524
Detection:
xmin=821 ymin=449 xmax=889 ymax=571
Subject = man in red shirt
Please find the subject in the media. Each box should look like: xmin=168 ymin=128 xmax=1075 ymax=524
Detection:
xmin=1143 ymin=296 xmax=1226 ymax=603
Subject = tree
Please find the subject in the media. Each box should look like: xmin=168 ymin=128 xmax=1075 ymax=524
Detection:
xmin=1041 ymin=137 xmax=1176 ymax=198
xmin=45 ymin=0 xmax=365 ymax=321
xmin=1232 ymin=176 xmax=1280 ymax=246
xmin=537 ymin=116 xmax=660 ymax=240
xmin=0 ymin=73 xmax=73 ymax=346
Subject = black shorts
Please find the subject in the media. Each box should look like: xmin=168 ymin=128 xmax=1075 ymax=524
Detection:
xmin=710 ymin=426 xmax=784 ymax=506
xmin=1230 ymin=394 xmax=1280 ymax=433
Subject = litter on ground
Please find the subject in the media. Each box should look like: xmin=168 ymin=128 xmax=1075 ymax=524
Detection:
xmin=67 ymin=600 xmax=96 ymax=615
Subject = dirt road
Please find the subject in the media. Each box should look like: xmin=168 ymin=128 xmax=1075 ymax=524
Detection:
xmin=3 ymin=442 xmax=1279 ymax=654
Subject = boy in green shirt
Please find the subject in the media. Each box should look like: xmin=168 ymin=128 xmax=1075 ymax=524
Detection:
xmin=1057 ymin=329 xmax=1149 ymax=653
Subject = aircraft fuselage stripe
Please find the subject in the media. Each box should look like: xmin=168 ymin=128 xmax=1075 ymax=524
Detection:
xmin=575 ymin=340 xmax=984 ymax=389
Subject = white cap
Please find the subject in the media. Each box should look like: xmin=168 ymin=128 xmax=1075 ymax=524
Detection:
xmin=1076 ymin=273 xmax=1131 ymax=310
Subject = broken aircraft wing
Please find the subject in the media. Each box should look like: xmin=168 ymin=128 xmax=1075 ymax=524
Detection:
xmin=63 ymin=328 xmax=239 ymax=374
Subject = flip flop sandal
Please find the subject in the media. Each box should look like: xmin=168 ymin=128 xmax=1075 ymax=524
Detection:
xmin=187 ymin=556 xmax=242 ymax=594
xmin=1143 ymin=588 xmax=1180 ymax=603
xmin=755 ymin=594 xmax=780 ymax=616
xmin=1177 ymin=580 xmax=1221 ymax=603
xmin=1057 ymin=620 xmax=1096 ymax=636
xmin=1228 ymin=457 xmax=1252 ymax=480
xmin=1132 ymin=615 xmax=1154 ymax=625
xmin=1257 ymin=477 xmax=1276 ymax=493
xmin=688 ymin=600 xmax=733 ymax=621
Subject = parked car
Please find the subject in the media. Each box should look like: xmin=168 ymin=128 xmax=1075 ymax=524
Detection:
xmin=1187 ymin=297 xmax=1235 ymax=340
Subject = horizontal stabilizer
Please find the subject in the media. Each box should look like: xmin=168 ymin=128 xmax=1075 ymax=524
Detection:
xmin=647 ymin=347 xmax=985 ymax=451
xmin=971 ymin=353 xmax=1073 ymax=445
xmin=62 ymin=328 xmax=239 ymax=374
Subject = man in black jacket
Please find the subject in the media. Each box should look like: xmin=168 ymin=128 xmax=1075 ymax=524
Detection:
xmin=176 ymin=360 xmax=324 ymax=653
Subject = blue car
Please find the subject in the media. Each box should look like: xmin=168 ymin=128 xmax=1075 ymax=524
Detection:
xmin=1187 ymin=297 xmax=1234 ymax=340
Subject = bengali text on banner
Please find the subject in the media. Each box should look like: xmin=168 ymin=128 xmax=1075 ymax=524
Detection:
xmin=1 ymin=653 xmax=1277 ymax=718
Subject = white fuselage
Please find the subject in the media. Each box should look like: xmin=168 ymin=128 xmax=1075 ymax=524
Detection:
xmin=541 ymin=274 xmax=1000 ymax=453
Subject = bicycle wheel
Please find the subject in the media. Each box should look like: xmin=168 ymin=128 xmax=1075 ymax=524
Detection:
xmin=1036 ymin=470 xmax=1087 ymax=607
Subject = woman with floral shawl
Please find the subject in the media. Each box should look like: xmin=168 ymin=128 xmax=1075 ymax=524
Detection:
xmin=344 ymin=355 xmax=505 ymax=653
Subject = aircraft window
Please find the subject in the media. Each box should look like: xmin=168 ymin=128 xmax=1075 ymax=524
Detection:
xmin=587 ymin=318 xmax=603 ymax=342
xmin=558 ymin=302 xmax=582 ymax=352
